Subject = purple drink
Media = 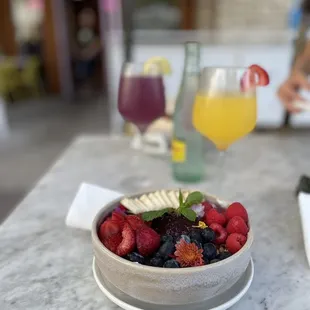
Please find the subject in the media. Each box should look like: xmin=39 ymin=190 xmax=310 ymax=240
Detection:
xmin=118 ymin=76 xmax=165 ymax=132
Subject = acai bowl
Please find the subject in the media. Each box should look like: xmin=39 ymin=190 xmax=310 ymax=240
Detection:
xmin=91 ymin=189 xmax=253 ymax=305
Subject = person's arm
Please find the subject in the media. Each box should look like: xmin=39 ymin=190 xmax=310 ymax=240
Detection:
xmin=292 ymin=40 xmax=310 ymax=74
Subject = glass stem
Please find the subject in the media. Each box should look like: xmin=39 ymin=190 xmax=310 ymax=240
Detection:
xmin=131 ymin=128 xmax=145 ymax=171
xmin=215 ymin=151 xmax=227 ymax=196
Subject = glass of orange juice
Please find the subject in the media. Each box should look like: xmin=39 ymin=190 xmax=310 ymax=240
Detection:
xmin=192 ymin=66 xmax=269 ymax=186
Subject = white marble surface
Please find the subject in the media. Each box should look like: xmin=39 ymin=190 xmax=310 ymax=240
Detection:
xmin=1 ymin=133 xmax=310 ymax=309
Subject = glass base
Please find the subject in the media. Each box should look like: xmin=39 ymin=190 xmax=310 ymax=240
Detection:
xmin=173 ymin=173 xmax=204 ymax=184
xmin=120 ymin=175 xmax=151 ymax=190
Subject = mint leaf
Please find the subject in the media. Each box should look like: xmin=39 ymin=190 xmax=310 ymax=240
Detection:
xmin=178 ymin=190 xmax=184 ymax=209
xmin=142 ymin=208 xmax=172 ymax=221
xmin=181 ymin=208 xmax=197 ymax=222
xmin=184 ymin=191 xmax=204 ymax=208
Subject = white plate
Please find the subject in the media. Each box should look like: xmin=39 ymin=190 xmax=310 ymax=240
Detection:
xmin=92 ymin=257 xmax=254 ymax=310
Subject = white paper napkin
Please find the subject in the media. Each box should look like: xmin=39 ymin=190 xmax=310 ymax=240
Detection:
xmin=66 ymin=183 xmax=123 ymax=231
xmin=298 ymin=192 xmax=310 ymax=266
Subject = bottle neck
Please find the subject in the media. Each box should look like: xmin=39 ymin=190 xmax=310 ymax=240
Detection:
xmin=183 ymin=44 xmax=200 ymax=75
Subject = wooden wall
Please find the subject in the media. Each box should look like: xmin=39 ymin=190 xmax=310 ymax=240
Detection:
xmin=42 ymin=0 xmax=60 ymax=93
xmin=0 ymin=0 xmax=17 ymax=55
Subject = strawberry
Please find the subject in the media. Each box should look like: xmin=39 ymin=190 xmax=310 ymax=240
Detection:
xmin=226 ymin=233 xmax=247 ymax=254
xmin=209 ymin=223 xmax=228 ymax=245
xmin=111 ymin=211 xmax=125 ymax=229
xmin=116 ymin=223 xmax=136 ymax=257
xmin=240 ymin=64 xmax=269 ymax=92
xmin=205 ymin=209 xmax=226 ymax=226
xmin=136 ymin=226 xmax=161 ymax=256
xmin=226 ymin=216 xmax=249 ymax=236
xmin=202 ymin=201 xmax=213 ymax=214
xmin=99 ymin=219 xmax=121 ymax=241
xmin=248 ymin=64 xmax=269 ymax=86
xmin=226 ymin=202 xmax=248 ymax=223
xmin=126 ymin=215 xmax=145 ymax=231
xmin=103 ymin=232 xmax=123 ymax=253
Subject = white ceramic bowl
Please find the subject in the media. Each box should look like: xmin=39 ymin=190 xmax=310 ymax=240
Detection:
xmin=92 ymin=190 xmax=253 ymax=306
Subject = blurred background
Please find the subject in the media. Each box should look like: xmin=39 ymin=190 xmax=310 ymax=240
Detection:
xmin=0 ymin=0 xmax=306 ymax=221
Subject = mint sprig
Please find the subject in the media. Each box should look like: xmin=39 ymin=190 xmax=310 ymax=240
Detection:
xmin=142 ymin=208 xmax=172 ymax=221
xmin=177 ymin=190 xmax=204 ymax=221
xmin=140 ymin=190 xmax=204 ymax=222
xmin=184 ymin=191 xmax=204 ymax=208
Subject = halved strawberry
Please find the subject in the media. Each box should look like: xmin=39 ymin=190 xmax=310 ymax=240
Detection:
xmin=136 ymin=226 xmax=161 ymax=256
xmin=99 ymin=219 xmax=121 ymax=241
xmin=240 ymin=64 xmax=269 ymax=91
xmin=116 ymin=223 xmax=136 ymax=257
xmin=126 ymin=215 xmax=145 ymax=231
xmin=249 ymin=64 xmax=269 ymax=86
xmin=103 ymin=232 xmax=123 ymax=253
xmin=111 ymin=211 xmax=125 ymax=229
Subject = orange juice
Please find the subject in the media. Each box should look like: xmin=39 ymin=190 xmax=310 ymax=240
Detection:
xmin=192 ymin=93 xmax=256 ymax=150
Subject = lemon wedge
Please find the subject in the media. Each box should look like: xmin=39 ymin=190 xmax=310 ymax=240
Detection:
xmin=143 ymin=57 xmax=172 ymax=75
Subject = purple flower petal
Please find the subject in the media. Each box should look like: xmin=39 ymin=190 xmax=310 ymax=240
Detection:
xmin=191 ymin=204 xmax=205 ymax=218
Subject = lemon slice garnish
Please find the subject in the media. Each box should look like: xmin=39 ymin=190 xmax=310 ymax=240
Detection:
xmin=143 ymin=57 xmax=172 ymax=75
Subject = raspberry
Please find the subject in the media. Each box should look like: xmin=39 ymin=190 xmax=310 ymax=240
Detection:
xmin=202 ymin=201 xmax=213 ymax=214
xmin=205 ymin=209 xmax=226 ymax=226
xmin=226 ymin=202 xmax=248 ymax=222
xmin=209 ymin=223 xmax=228 ymax=245
xmin=226 ymin=233 xmax=247 ymax=254
xmin=226 ymin=216 xmax=249 ymax=236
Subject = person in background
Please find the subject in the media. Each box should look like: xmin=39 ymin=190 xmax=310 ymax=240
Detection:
xmin=278 ymin=0 xmax=310 ymax=112
xmin=72 ymin=8 xmax=101 ymax=93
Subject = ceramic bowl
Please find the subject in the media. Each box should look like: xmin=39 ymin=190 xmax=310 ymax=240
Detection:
xmin=91 ymin=190 xmax=253 ymax=306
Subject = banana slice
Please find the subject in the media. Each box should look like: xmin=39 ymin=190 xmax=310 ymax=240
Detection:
xmin=120 ymin=189 xmax=192 ymax=215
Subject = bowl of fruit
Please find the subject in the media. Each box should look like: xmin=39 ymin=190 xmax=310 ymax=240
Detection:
xmin=92 ymin=189 xmax=253 ymax=305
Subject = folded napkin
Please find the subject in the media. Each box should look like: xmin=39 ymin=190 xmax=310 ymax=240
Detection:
xmin=297 ymin=175 xmax=310 ymax=266
xmin=66 ymin=183 xmax=123 ymax=231
xmin=298 ymin=192 xmax=310 ymax=266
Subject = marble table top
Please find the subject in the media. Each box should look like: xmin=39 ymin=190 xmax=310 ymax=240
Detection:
xmin=1 ymin=133 xmax=310 ymax=310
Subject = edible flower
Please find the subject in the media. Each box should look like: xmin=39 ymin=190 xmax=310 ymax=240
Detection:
xmin=191 ymin=204 xmax=205 ymax=218
xmin=193 ymin=221 xmax=208 ymax=229
xmin=174 ymin=239 xmax=204 ymax=267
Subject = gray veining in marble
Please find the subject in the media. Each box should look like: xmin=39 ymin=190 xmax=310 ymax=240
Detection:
xmin=1 ymin=133 xmax=310 ymax=309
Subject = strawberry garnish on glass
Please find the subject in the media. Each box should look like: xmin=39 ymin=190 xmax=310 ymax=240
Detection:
xmin=240 ymin=64 xmax=270 ymax=92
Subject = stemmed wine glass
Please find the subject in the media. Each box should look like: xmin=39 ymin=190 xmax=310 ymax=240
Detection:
xmin=118 ymin=62 xmax=166 ymax=188
xmin=192 ymin=66 xmax=269 ymax=192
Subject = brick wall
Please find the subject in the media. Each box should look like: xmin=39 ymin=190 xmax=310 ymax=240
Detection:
xmin=196 ymin=0 xmax=292 ymax=30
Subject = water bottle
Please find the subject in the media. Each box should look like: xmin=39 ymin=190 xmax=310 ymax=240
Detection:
xmin=171 ymin=42 xmax=205 ymax=183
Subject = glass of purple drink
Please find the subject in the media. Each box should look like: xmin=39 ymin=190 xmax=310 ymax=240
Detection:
xmin=118 ymin=62 xmax=166 ymax=187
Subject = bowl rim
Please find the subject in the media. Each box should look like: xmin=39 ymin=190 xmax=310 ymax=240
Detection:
xmin=92 ymin=189 xmax=253 ymax=274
